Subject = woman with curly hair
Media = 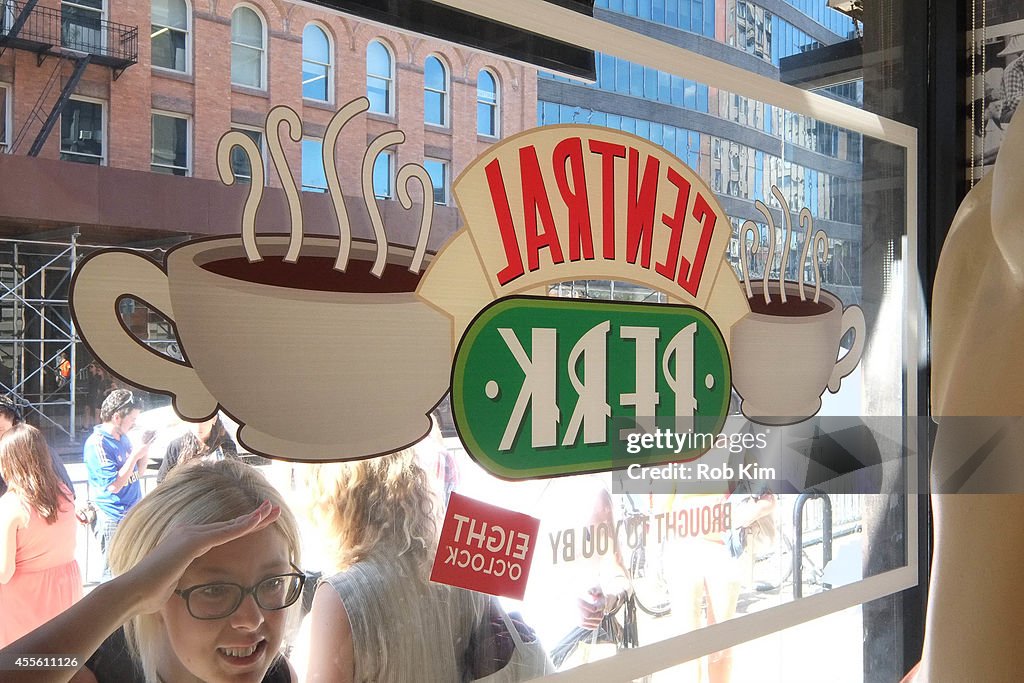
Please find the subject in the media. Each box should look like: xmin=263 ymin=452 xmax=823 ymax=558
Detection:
xmin=0 ymin=423 xmax=81 ymax=647
xmin=300 ymin=450 xmax=484 ymax=682
xmin=156 ymin=415 xmax=239 ymax=483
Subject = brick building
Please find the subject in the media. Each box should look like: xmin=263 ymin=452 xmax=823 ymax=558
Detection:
xmin=0 ymin=0 xmax=536 ymax=436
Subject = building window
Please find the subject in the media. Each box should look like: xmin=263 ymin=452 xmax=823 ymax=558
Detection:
xmin=424 ymin=55 xmax=448 ymax=127
xmin=301 ymin=138 xmax=327 ymax=193
xmin=373 ymin=150 xmax=393 ymax=199
xmin=62 ymin=0 xmax=104 ymax=53
xmin=477 ymin=69 xmax=499 ymax=137
xmin=302 ymin=24 xmax=332 ymax=102
xmin=366 ymin=40 xmax=394 ymax=115
xmin=230 ymin=127 xmax=263 ymax=183
xmin=151 ymin=0 xmax=189 ymax=72
xmin=151 ymin=112 xmax=190 ymax=176
xmin=424 ymin=158 xmax=448 ymax=205
xmin=231 ymin=6 xmax=265 ymax=89
xmin=0 ymin=84 xmax=9 ymax=153
xmin=60 ymin=98 xmax=104 ymax=165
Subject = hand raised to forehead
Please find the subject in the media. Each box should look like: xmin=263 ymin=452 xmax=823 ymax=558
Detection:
xmin=125 ymin=501 xmax=282 ymax=615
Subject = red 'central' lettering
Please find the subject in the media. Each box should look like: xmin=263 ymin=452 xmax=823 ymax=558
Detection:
xmin=625 ymin=148 xmax=660 ymax=269
xmin=552 ymin=137 xmax=594 ymax=262
xmin=587 ymin=140 xmax=626 ymax=260
xmin=520 ymin=146 xmax=565 ymax=273
xmin=679 ymin=193 xmax=717 ymax=296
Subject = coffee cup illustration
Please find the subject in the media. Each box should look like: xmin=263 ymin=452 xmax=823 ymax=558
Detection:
xmin=71 ymin=236 xmax=453 ymax=459
xmin=731 ymin=279 xmax=865 ymax=424
xmin=70 ymin=101 xmax=452 ymax=460
xmin=731 ymin=187 xmax=865 ymax=425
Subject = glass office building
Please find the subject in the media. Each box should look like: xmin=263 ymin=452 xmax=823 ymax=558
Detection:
xmin=538 ymin=0 xmax=865 ymax=305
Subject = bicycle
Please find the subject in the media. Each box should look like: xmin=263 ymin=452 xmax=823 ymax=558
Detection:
xmin=619 ymin=494 xmax=672 ymax=617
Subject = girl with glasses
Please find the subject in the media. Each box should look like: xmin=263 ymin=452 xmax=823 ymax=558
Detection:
xmin=1 ymin=459 xmax=303 ymax=683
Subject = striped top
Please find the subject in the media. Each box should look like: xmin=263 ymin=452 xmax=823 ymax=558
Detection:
xmin=324 ymin=552 xmax=484 ymax=682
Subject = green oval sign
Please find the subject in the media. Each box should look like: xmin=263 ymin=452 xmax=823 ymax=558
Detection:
xmin=451 ymin=296 xmax=731 ymax=479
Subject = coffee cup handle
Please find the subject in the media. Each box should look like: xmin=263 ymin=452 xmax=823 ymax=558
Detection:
xmin=71 ymin=251 xmax=218 ymax=419
xmin=828 ymin=304 xmax=866 ymax=393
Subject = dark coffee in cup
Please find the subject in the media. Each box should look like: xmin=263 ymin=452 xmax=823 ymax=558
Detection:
xmin=202 ymin=256 xmax=422 ymax=293
xmin=747 ymin=295 xmax=832 ymax=317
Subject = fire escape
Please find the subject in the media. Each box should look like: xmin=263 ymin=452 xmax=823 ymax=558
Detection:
xmin=0 ymin=0 xmax=138 ymax=156
xmin=1 ymin=2 xmax=136 ymax=441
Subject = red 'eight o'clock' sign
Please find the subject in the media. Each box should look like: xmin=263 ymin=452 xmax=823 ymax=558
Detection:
xmin=429 ymin=492 xmax=541 ymax=600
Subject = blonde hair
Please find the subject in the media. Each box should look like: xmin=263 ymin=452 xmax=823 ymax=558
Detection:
xmin=107 ymin=459 xmax=301 ymax=683
xmin=301 ymin=450 xmax=438 ymax=575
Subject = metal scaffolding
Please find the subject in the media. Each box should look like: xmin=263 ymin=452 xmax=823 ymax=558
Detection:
xmin=0 ymin=233 xmax=90 ymax=438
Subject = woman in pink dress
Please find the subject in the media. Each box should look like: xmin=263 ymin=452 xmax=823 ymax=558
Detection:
xmin=0 ymin=423 xmax=82 ymax=647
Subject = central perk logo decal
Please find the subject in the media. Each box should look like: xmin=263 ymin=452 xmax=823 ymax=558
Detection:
xmin=68 ymin=100 xmax=863 ymax=473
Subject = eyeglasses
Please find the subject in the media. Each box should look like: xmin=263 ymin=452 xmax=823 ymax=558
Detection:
xmin=174 ymin=565 xmax=306 ymax=620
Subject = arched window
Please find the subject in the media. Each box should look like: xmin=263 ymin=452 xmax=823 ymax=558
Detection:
xmin=231 ymin=6 xmax=265 ymax=89
xmin=366 ymin=40 xmax=394 ymax=115
xmin=477 ymin=69 xmax=499 ymax=137
xmin=424 ymin=55 xmax=448 ymax=127
xmin=302 ymin=24 xmax=332 ymax=102
xmin=152 ymin=0 xmax=189 ymax=73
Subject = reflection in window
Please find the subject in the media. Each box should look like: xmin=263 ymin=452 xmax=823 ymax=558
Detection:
xmin=423 ymin=159 xmax=448 ymax=205
xmin=303 ymin=24 xmax=331 ymax=102
xmin=367 ymin=40 xmax=393 ymax=115
xmin=151 ymin=112 xmax=189 ymax=175
xmin=229 ymin=128 xmax=262 ymax=184
xmin=62 ymin=0 xmax=104 ymax=53
xmin=477 ymin=70 xmax=499 ymax=136
xmin=373 ymin=151 xmax=393 ymax=199
xmin=152 ymin=0 xmax=189 ymax=72
xmin=231 ymin=7 xmax=265 ymax=89
xmin=424 ymin=56 xmax=448 ymax=126
xmin=301 ymin=138 xmax=327 ymax=193
xmin=60 ymin=99 xmax=104 ymax=165
xmin=0 ymin=84 xmax=9 ymax=153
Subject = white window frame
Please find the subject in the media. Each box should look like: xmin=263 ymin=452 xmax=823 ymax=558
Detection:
xmin=228 ymin=125 xmax=265 ymax=184
xmin=424 ymin=157 xmax=449 ymax=205
xmin=150 ymin=110 xmax=191 ymax=176
xmin=302 ymin=22 xmax=334 ymax=104
xmin=0 ymin=83 xmax=10 ymax=154
xmin=424 ymin=54 xmax=450 ymax=128
xmin=151 ymin=0 xmax=191 ymax=75
xmin=477 ymin=68 xmax=500 ymax=138
xmin=230 ymin=4 xmax=267 ymax=90
xmin=61 ymin=0 xmax=108 ymax=53
xmin=60 ymin=96 xmax=106 ymax=165
xmin=366 ymin=39 xmax=395 ymax=116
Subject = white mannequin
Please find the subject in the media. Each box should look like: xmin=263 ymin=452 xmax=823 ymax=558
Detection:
xmin=923 ymin=105 xmax=1024 ymax=679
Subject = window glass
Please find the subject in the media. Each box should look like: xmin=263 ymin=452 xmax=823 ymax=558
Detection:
xmin=301 ymin=138 xmax=327 ymax=193
xmin=367 ymin=40 xmax=393 ymax=114
xmin=62 ymin=0 xmax=104 ymax=53
xmin=231 ymin=7 xmax=264 ymax=88
xmin=151 ymin=113 xmax=189 ymax=175
xmin=302 ymin=24 xmax=331 ymax=102
xmin=229 ymin=128 xmax=262 ymax=183
xmin=424 ymin=56 xmax=448 ymax=126
xmin=477 ymin=70 xmax=499 ymax=136
xmin=0 ymin=84 xmax=8 ymax=153
xmin=152 ymin=0 xmax=188 ymax=72
xmin=373 ymin=151 xmax=393 ymax=199
xmin=423 ymin=158 xmax=448 ymax=204
xmin=60 ymin=99 xmax=103 ymax=165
